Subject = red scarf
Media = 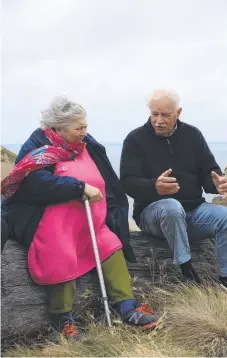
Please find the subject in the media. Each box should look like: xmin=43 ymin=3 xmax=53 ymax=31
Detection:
xmin=1 ymin=129 xmax=86 ymax=200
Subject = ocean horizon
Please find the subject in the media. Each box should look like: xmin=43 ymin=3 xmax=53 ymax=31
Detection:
xmin=2 ymin=141 xmax=227 ymax=178
xmin=2 ymin=141 xmax=226 ymax=220
xmin=3 ymin=141 xmax=226 ymax=176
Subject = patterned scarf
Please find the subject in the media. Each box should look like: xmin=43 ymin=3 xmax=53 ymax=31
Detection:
xmin=1 ymin=129 xmax=86 ymax=200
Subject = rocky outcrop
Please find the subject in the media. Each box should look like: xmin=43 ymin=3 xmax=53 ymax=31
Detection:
xmin=1 ymin=232 xmax=216 ymax=340
xmin=212 ymin=165 xmax=227 ymax=207
xmin=0 ymin=146 xmax=16 ymax=181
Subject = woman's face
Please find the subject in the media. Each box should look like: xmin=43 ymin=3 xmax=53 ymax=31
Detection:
xmin=58 ymin=119 xmax=88 ymax=143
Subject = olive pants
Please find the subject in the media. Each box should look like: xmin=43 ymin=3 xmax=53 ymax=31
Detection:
xmin=48 ymin=249 xmax=134 ymax=314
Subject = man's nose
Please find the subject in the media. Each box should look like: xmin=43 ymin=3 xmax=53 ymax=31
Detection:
xmin=156 ymin=116 xmax=164 ymax=124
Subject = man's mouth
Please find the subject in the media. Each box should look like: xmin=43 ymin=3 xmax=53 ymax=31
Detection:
xmin=156 ymin=127 xmax=166 ymax=131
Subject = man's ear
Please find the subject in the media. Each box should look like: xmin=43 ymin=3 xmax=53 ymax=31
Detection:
xmin=177 ymin=107 xmax=182 ymax=118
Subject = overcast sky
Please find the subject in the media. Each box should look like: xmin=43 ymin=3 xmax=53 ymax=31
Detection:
xmin=2 ymin=0 xmax=227 ymax=146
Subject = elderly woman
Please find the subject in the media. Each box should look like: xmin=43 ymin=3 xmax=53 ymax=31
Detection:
xmin=1 ymin=96 xmax=159 ymax=338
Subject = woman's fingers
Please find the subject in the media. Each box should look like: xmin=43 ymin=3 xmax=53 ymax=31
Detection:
xmin=89 ymin=192 xmax=103 ymax=203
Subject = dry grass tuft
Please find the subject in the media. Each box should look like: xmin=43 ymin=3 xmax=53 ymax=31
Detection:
xmin=5 ymin=283 xmax=227 ymax=357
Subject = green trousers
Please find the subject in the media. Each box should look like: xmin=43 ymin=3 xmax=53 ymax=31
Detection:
xmin=48 ymin=249 xmax=134 ymax=314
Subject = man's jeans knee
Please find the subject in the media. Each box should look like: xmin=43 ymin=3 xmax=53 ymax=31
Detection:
xmin=140 ymin=199 xmax=191 ymax=265
xmin=140 ymin=200 xmax=227 ymax=276
xmin=187 ymin=202 xmax=227 ymax=277
xmin=156 ymin=198 xmax=186 ymax=218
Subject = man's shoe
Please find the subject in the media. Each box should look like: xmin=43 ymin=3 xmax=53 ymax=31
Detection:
xmin=219 ymin=276 xmax=227 ymax=288
xmin=180 ymin=260 xmax=201 ymax=283
xmin=122 ymin=304 xmax=159 ymax=330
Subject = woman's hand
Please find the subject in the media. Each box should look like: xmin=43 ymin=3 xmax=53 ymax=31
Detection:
xmin=84 ymin=184 xmax=103 ymax=203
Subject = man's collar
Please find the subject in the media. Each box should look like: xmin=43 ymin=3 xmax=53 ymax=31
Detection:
xmin=169 ymin=124 xmax=177 ymax=136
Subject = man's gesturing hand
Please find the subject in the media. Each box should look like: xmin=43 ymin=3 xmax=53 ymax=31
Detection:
xmin=211 ymin=171 xmax=227 ymax=199
xmin=155 ymin=169 xmax=180 ymax=195
xmin=84 ymin=184 xmax=103 ymax=203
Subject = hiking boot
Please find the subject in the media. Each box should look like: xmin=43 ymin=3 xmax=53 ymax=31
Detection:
xmin=122 ymin=304 xmax=159 ymax=330
xmin=50 ymin=312 xmax=80 ymax=339
xmin=61 ymin=322 xmax=79 ymax=339
xmin=180 ymin=260 xmax=201 ymax=283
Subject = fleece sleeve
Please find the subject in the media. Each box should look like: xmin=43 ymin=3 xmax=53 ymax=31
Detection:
xmin=17 ymin=168 xmax=85 ymax=205
xmin=120 ymin=135 xmax=157 ymax=201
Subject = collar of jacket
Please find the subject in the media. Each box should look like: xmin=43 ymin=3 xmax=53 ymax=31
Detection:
xmin=30 ymin=128 xmax=101 ymax=150
xmin=144 ymin=118 xmax=183 ymax=140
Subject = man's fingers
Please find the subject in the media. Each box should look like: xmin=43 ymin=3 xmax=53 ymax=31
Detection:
xmin=162 ymin=177 xmax=177 ymax=183
xmin=162 ymin=183 xmax=179 ymax=189
xmin=159 ymin=189 xmax=180 ymax=195
xmin=162 ymin=169 xmax=172 ymax=177
xmin=211 ymin=171 xmax=221 ymax=180
xmin=219 ymin=183 xmax=227 ymax=191
xmin=158 ymin=185 xmax=180 ymax=194
xmin=218 ymin=177 xmax=227 ymax=183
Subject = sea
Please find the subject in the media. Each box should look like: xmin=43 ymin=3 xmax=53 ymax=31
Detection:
xmin=3 ymin=142 xmax=227 ymax=219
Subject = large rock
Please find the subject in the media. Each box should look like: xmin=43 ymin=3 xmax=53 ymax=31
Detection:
xmin=212 ymin=196 xmax=227 ymax=206
xmin=0 ymin=146 xmax=16 ymax=181
xmin=212 ymin=165 xmax=227 ymax=207
xmin=1 ymin=232 xmax=216 ymax=340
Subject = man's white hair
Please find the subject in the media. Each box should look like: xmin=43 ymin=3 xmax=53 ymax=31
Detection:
xmin=40 ymin=95 xmax=87 ymax=129
xmin=147 ymin=88 xmax=181 ymax=110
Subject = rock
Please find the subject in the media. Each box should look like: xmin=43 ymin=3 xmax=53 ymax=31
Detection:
xmin=212 ymin=165 xmax=227 ymax=207
xmin=212 ymin=196 xmax=227 ymax=207
xmin=0 ymin=146 xmax=16 ymax=181
xmin=1 ymin=232 xmax=216 ymax=341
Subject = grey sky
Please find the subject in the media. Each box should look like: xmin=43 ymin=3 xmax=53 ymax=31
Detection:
xmin=2 ymin=0 xmax=227 ymax=145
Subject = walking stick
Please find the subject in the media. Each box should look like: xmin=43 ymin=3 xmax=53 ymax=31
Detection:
xmin=83 ymin=195 xmax=112 ymax=327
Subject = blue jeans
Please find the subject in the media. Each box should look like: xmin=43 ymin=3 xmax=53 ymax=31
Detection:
xmin=140 ymin=199 xmax=227 ymax=277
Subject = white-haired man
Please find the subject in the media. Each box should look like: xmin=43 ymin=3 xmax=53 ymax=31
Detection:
xmin=120 ymin=89 xmax=227 ymax=286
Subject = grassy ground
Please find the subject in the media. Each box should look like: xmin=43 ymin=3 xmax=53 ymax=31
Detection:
xmin=4 ymin=283 xmax=227 ymax=357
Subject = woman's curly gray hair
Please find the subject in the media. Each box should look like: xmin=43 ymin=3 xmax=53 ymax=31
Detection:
xmin=40 ymin=96 xmax=87 ymax=129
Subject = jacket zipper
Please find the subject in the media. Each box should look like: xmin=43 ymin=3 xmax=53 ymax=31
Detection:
xmin=167 ymin=139 xmax=172 ymax=155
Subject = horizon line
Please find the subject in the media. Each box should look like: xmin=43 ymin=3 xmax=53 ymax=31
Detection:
xmin=2 ymin=141 xmax=227 ymax=146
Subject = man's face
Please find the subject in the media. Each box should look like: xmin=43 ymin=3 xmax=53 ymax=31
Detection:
xmin=150 ymin=98 xmax=182 ymax=136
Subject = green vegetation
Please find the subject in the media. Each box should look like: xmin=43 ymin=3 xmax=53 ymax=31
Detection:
xmin=5 ymin=284 xmax=227 ymax=357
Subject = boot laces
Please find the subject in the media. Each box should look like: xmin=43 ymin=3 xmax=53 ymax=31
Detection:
xmin=62 ymin=323 xmax=78 ymax=337
xmin=136 ymin=304 xmax=153 ymax=314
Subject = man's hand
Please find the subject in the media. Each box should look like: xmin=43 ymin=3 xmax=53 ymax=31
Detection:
xmin=211 ymin=171 xmax=227 ymax=199
xmin=155 ymin=169 xmax=180 ymax=195
xmin=84 ymin=184 xmax=103 ymax=203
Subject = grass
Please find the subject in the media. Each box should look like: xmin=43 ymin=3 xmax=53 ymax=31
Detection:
xmin=4 ymin=283 xmax=227 ymax=357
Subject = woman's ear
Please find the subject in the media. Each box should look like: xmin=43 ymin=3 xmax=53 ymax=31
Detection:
xmin=56 ymin=128 xmax=65 ymax=136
